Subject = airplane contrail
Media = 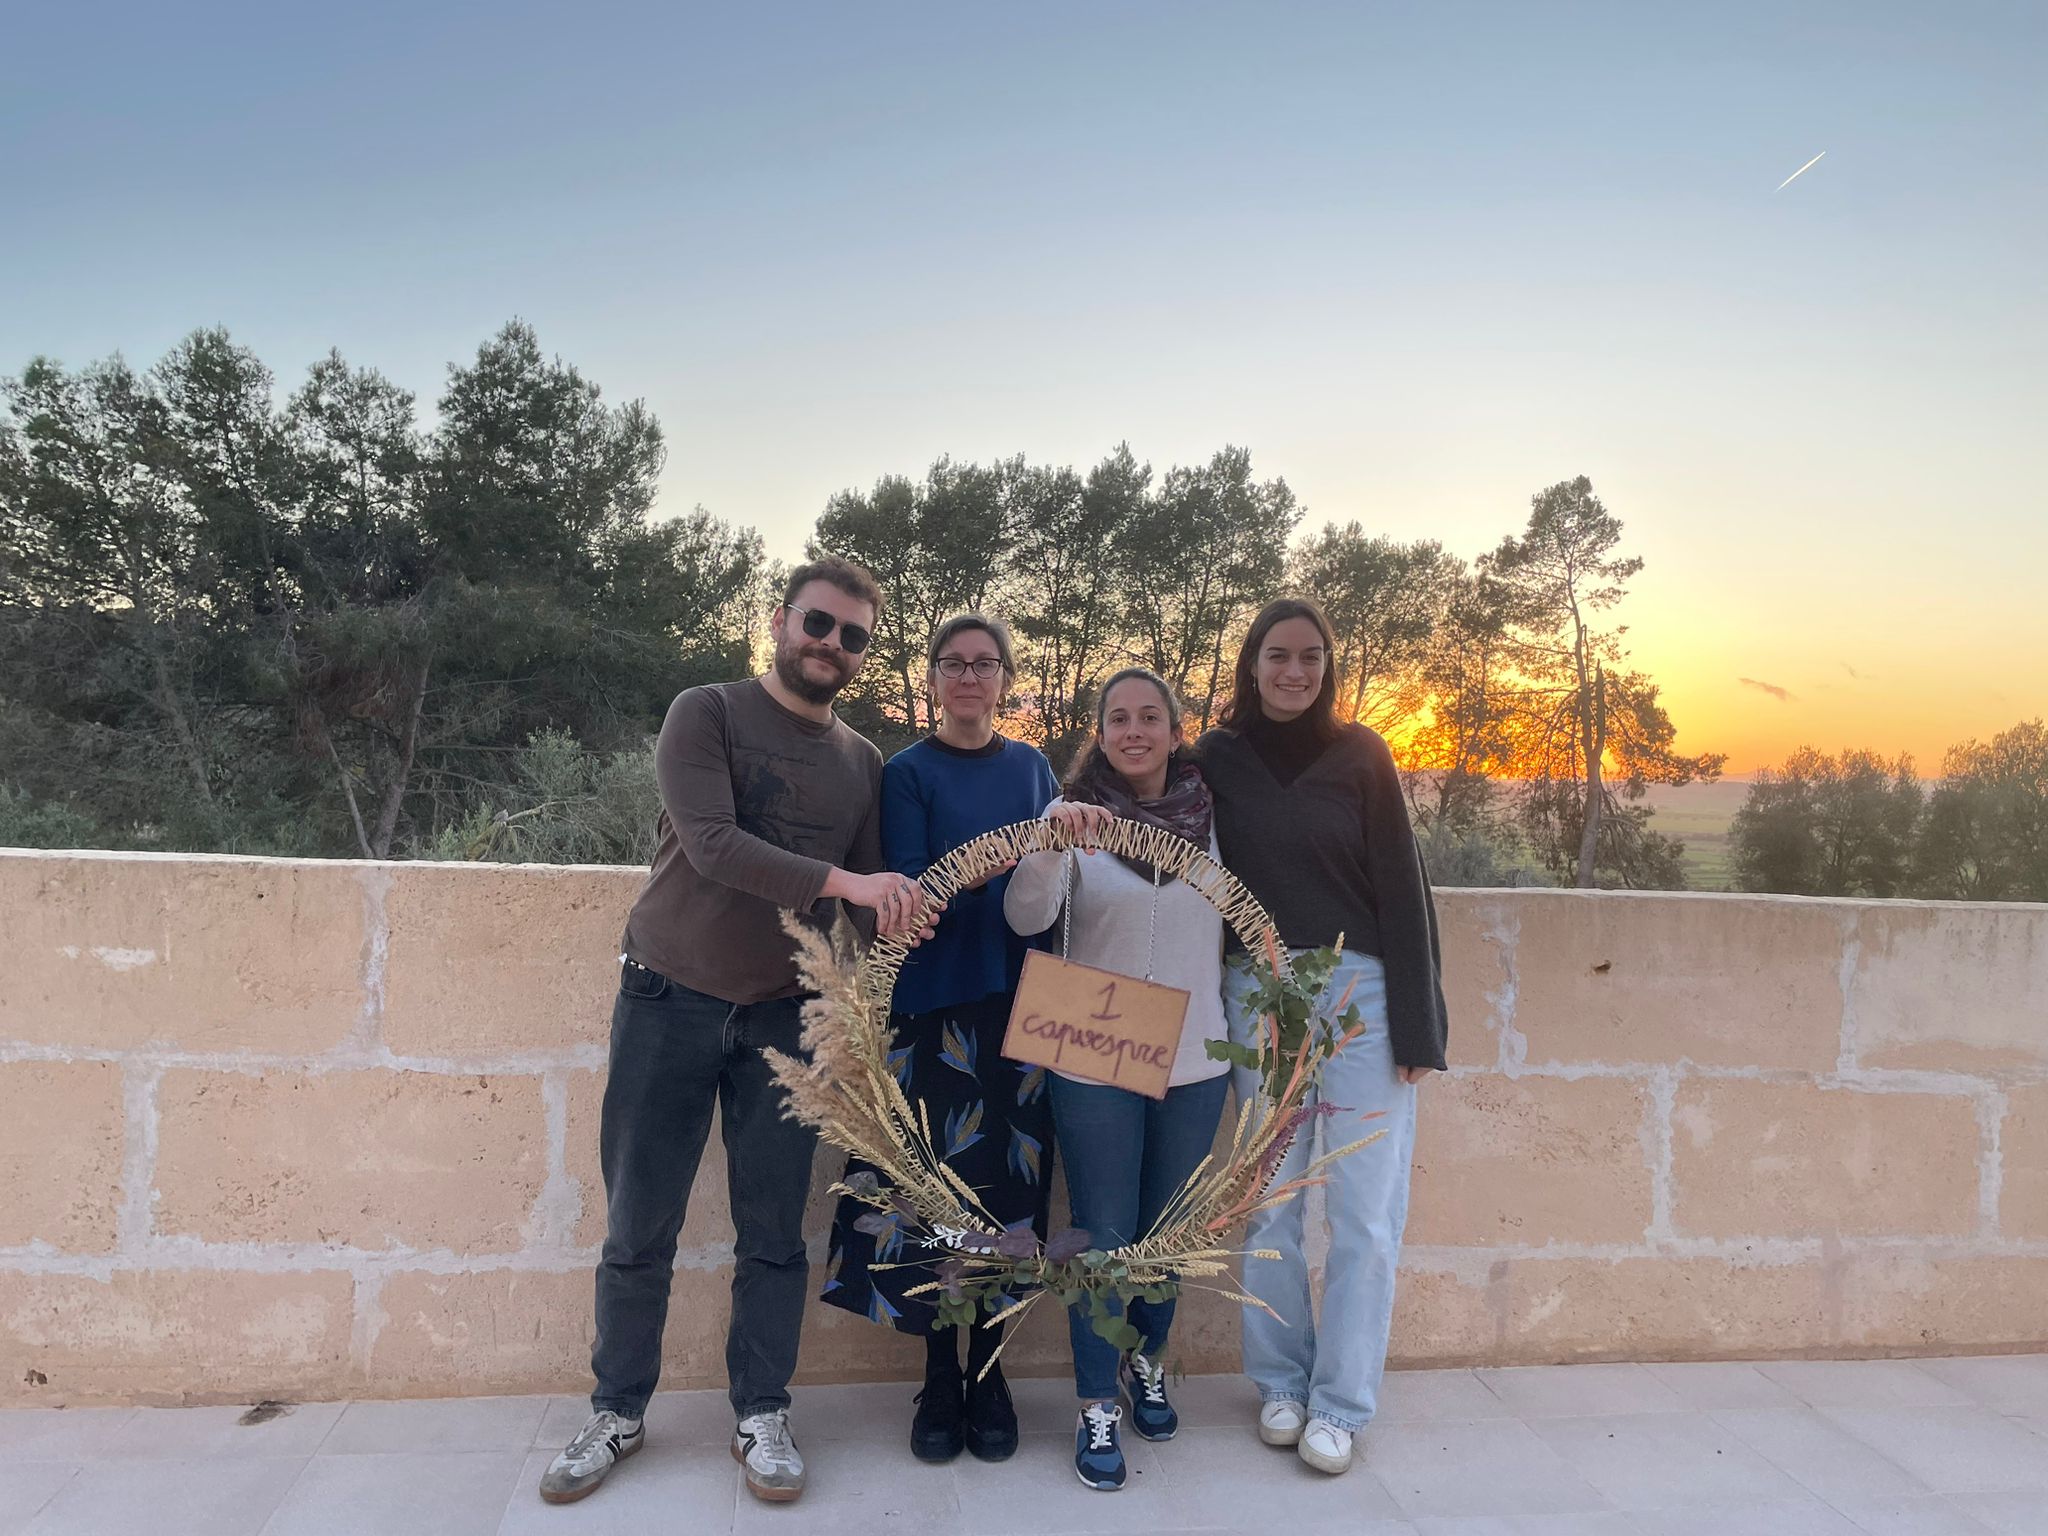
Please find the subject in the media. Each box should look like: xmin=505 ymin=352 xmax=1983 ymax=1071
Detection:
xmin=1776 ymin=151 xmax=1826 ymax=191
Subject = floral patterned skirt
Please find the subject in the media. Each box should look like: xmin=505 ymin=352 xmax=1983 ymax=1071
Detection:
xmin=820 ymin=991 xmax=1055 ymax=1334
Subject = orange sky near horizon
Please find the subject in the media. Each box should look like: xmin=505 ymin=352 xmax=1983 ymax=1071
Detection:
xmin=1576 ymin=466 xmax=2045 ymax=779
xmin=751 ymin=446 xmax=2046 ymax=782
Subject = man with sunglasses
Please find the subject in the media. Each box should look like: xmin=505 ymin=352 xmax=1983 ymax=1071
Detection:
xmin=543 ymin=557 xmax=936 ymax=1509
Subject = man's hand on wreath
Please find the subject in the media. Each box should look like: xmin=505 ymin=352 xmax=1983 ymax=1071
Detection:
xmin=838 ymin=870 xmax=945 ymax=944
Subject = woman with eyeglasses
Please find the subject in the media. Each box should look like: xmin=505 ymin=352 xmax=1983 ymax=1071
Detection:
xmin=821 ymin=614 xmax=1059 ymax=1467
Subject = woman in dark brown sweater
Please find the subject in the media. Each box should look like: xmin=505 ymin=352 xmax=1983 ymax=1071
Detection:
xmin=1197 ymin=596 xmax=1448 ymax=1478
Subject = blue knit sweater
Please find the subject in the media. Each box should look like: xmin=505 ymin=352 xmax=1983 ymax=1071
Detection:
xmin=882 ymin=734 xmax=1059 ymax=1016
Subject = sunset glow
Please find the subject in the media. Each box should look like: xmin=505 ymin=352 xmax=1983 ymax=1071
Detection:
xmin=3 ymin=5 xmax=2040 ymax=780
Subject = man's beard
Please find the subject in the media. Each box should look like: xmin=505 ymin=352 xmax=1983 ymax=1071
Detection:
xmin=775 ymin=641 xmax=852 ymax=705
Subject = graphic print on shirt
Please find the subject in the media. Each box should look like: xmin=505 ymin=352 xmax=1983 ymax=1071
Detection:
xmin=731 ymin=745 xmax=853 ymax=865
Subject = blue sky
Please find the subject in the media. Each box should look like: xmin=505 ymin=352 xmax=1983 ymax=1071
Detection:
xmin=4 ymin=2 xmax=2044 ymax=768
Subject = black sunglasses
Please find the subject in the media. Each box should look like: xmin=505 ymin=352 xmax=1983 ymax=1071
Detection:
xmin=786 ymin=603 xmax=872 ymax=655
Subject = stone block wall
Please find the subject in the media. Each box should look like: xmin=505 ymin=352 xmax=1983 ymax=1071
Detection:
xmin=2 ymin=849 xmax=2044 ymax=1406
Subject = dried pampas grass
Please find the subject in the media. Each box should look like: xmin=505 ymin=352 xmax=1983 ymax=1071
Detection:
xmin=763 ymin=815 xmax=1384 ymax=1374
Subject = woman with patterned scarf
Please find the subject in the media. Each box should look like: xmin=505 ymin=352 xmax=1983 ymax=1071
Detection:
xmin=1004 ymin=667 xmax=1231 ymax=1492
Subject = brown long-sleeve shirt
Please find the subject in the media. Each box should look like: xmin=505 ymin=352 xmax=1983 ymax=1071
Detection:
xmin=621 ymin=677 xmax=883 ymax=1004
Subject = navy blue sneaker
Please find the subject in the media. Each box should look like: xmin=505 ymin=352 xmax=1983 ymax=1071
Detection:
xmin=1074 ymin=1402 xmax=1126 ymax=1491
xmin=1121 ymin=1352 xmax=1177 ymax=1441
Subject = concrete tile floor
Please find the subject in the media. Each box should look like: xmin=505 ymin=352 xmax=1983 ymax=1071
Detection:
xmin=4 ymin=1358 xmax=2048 ymax=1535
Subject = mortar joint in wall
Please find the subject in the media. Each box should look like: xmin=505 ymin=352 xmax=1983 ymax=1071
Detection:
xmin=676 ymin=1239 xmax=736 ymax=1272
xmin=19 ymin=1232 xmax=2041 ymax=1286
xmin=1835 ymin=915 xmax=1863 ymax=1075
xmin=1687 ymin=1063 xmax=1825 ymax=1084
xmin=357 ymin=1045 xmax=606 ymax=1077
xmin=349 ymin=865 xmax=393 ymax=1056
xmin=42 ymin=1237 xmax=606 ymax=1277
xmin=350 ymin=1270 xmax=388 ymax=1384
xmin=1492 ymin=902 xmax=1526 ymax=1074
xmin=528 ymin=1070 xmax=582 ymax=1248
xmin=116 ymin=1059 xmax=163 ymax=1255
xmin=1402 ymin=1236 xmax=1841 ymax=1268
xmin=1643 ymin=1066 xmax=1679 ymax=1242
xmin=1976 ymin=1088 xmax=2008 ymax=1241
xmin=1819 ymin=1232 xmax=1847 ymax=1349
xmin=1831 ymin=1067 xmax=2008 ymax=1097
xmin=1499 ymin=1059 xmax=1644 ymax=1083
xmin=1480 ymin=1256 xmax=1510 ymax=1354
xmin=46 ymin=1045 xmax=606 ymax=1079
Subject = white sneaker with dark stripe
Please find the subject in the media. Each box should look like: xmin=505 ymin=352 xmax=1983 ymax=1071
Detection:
xmin=539 ymin=1409 xmax=643 ymax=1503
xmin=733 ymin=1409 xmax=805 ymax=1502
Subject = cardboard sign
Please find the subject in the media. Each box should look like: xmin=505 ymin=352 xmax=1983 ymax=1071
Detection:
xmin=1001 ymin=949 xmax=1191 ymax=1100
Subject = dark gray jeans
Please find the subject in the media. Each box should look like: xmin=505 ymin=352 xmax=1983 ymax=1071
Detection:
xmin=589 ymin=962 xmax=818 ymax=1420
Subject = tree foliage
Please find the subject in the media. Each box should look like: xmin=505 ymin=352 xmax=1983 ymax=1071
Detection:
xmin=0 ymin=323 xmax=764 ymax=858
xmin=1729 ymin=748 xmax=1922 ymax=898
xmin=1913 ymin=721 xmax=2048 ymax=900
xmin=36 ymin=323 xmax=1986 ymax=899
xmin=810 ymin=444 xmax=1299 ymax=759
xmin=1728 ymin=724 xmax=2046 ymax=902
xmin=1470 ymin=478 xmax=1724 ymax=887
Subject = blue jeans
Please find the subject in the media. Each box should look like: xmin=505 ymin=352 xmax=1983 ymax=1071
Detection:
xmin=1226 ymin=950 xmax=1418 ymax=1432
xmin=1049 ymin=1071 xmax=1232 ymax=1400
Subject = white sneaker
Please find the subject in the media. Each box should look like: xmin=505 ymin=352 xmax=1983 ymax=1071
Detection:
xmin=733 ymin=1409 xmax=805 ymax=1503
xmin=1298 ymin=1419 xmax=1354 ymax=1474
xmin=1257 ymin=1398 xmax=1307 ymax=1446
xmin=538 ymin=1409 xmax=643 ymax=1503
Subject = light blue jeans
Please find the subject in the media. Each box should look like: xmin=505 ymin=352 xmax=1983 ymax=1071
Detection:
xmin=1226 ymin=950 xmax=1418 ymax=1432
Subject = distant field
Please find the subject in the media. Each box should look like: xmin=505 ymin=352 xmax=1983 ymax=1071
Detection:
xmin=1637 ymin=780 xmax=1751 ymax=891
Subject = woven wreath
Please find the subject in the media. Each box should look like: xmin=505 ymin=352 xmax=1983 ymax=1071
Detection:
xmin=764 ymin=815 xmax=1384 ymax=1372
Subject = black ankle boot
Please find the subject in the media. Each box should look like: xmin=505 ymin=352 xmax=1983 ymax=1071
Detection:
xmin=964 ymin=1364 xmax=1019 ymax=1462
xmin=912 ymin=1368 xmax=966 ymax=1463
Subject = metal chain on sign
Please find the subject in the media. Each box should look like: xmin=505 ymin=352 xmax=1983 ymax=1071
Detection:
xmin=1056 ymin=834 xmax=1162 ymax=981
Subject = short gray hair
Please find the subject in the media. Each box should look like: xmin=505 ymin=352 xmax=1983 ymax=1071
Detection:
xmin=926 ymin=613 xmax=1018 ymax=676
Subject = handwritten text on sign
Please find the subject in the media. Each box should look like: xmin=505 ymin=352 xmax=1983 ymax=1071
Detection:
xmin=1001 ymin=950 xmax=1190 ymax=1100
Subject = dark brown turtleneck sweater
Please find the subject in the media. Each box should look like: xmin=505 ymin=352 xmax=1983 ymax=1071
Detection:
xmin=1196 ymin=716 xmax=1449 ymax=1071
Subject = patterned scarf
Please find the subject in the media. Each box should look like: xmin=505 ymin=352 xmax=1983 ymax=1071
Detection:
xmin=1066 ymin=748 xmax=1214 ymax=884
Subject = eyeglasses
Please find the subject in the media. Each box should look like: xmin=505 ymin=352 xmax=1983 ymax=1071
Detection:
xmin=934 ymin=657 xmax=1004 ymax=679
xmin=786 ymin=603 xmax=872 ymax=654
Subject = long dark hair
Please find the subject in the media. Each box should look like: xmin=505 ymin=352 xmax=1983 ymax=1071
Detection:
xmin=1215 ymin=597 xmax=1343 ymax=742
xmin=1063 ymin=666 xmax=1181 ymax=795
